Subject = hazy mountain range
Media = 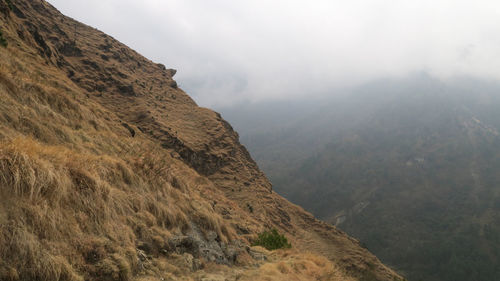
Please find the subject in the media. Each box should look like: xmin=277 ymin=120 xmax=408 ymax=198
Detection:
xmin=220 ymin=73 xmax=500 ymax=281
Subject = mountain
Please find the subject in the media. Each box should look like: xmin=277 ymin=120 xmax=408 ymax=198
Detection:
xmin=220 ymin=74 xmax=500 ymax=281
xmin=0 ymin=1 xmax=403 ymax=280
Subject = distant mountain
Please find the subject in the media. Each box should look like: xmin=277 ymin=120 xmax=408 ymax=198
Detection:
xmin=220 ymin=74 xmax=500 ymax=281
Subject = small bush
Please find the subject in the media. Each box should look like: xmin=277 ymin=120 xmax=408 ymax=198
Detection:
xmin=252 ymin=229 xmax=291 ymax=250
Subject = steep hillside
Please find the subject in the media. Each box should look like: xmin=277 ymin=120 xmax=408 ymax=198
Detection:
xmin=0 ymin=1 xmax=402 ymax=280
xmin=221 ymin=75 xmax=500 ymax=281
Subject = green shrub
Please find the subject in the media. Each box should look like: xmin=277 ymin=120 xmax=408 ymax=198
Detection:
xmin=252 ymin=229 xmax=291 ymax=250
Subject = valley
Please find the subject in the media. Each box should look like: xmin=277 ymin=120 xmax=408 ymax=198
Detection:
xmin=220 ymin=74 xmax=500 ymax=281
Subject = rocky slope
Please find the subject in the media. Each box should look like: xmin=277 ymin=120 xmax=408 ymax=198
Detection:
xmin=0 ymin=1 xmax=403 ymax=280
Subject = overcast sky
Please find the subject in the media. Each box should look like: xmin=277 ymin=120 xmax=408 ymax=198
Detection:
xmin=47 ymin=0 xmax=500 ymax=107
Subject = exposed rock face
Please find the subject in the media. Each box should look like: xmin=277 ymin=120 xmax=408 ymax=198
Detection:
xmin=168 ymin=227 xmax=243 ymax=265
xmin=0 ymin=1 xmax=404 ymax=280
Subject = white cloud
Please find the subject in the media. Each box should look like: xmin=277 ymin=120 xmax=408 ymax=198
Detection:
xmin=48 ymin=0 xmax=500 ymax=107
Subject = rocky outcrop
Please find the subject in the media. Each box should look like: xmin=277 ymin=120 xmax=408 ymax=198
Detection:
xmin=168 ymin=227 xmax=243 ymax=265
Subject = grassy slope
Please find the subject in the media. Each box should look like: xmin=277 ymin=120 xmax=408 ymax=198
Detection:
xmin=0 ymin=1 xmax=402 ymax=280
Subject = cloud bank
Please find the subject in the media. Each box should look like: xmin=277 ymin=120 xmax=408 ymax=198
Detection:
xmin=48 ymin=0 xmax=500 ymax=107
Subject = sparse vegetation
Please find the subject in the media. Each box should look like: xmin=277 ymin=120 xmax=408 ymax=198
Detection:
xmin=252 ymin=229 xmax=291 ymax=250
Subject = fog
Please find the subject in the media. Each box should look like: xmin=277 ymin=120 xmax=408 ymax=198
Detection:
xmin=47 ymin=0 xmax=500 ymax=107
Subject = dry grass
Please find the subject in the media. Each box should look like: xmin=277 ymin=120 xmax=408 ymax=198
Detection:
xmin=0 ymin=225 xmax=84 ymax=281
xmin=189 ymin=249 xmax=355 ymax=281
xmin=0 ymin=135 xmax=239 ymax=280
xmin=244 ymin=251 xmax=355 ymax=281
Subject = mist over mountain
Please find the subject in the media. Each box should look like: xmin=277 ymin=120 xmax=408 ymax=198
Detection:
xmin=219 ymin=74 xmax=500 ymax=281
xmin=47 ymin=0 xmax=500 ymax=107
